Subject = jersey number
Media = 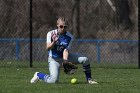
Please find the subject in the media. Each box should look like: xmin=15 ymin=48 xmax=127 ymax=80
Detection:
xmin=57 ymin=46 xmax=64 ymax=51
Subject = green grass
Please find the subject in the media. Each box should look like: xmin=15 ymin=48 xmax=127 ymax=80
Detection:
xmin=0 ymin=61 xmax=140 ymax=93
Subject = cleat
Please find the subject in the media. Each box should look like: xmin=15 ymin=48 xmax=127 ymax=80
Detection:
xmin=88 ymin=79 xmax=98 ymax=84
xmin=30 ymin=72 xmax=39 ymax=83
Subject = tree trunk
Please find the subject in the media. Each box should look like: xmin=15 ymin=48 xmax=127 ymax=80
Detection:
xmin=72 ymin=0 xmax=80 ymax=38
xmin=115 ymin=0 xmax=132 ymax=29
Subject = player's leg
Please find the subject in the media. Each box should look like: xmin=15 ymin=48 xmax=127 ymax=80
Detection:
xmin=30 ymin=58 xmax=60 ymax=83
xmin=69 ymin=53 xmax=91 ymax=80
xmin=69 ymin=53 xmax=98 ymax=84
xmin=45 ymin=57 xmax=60 ymax=83
xmin=30 ymin=72 xmax=40 ymax=83
xmin=79 ymin=57 xmax=98 ymax=84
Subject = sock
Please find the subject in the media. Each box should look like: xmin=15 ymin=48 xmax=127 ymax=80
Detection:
xmin=37 ymin=72 xmax=47 ymax=80
xmin=83 ymin=64 xmax=92 ymax=81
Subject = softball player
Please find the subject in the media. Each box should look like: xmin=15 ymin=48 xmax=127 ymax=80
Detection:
xmin=30 ymin=17 xmax=98 ymax=84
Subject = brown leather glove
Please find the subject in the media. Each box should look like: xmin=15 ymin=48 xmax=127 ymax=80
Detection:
xmin=62 ymin=62 xmax=78 ymax=74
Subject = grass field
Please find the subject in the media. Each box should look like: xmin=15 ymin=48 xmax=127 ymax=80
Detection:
xmin=0 ymin=61 xmax=140 ymax=93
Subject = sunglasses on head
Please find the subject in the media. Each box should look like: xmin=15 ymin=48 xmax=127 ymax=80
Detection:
xmin=59 ymin=25 xmax=67 ymax=29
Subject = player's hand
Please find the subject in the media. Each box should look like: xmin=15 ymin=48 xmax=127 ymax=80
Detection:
xmin=51 ymin=32 xmax=59 ymax=42
xmin=62 ymin=62 xmax=78 ymax=75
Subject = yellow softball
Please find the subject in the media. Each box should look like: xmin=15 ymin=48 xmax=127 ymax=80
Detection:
xmin=71 ymin=78 xmax=77 ymax=84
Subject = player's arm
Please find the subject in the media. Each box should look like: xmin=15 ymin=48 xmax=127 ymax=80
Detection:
xmin=47 ymin=41 xmax=56 ymax=50
xmin=63 ymin=49 xmax=69 ymax=61
xmin=63 ymin=35 xmax=73 ymax=61
xmin=62 ymin=48 xmax=78 ymax=75
xmin=46 ymin=32 xmax=58 ymax=50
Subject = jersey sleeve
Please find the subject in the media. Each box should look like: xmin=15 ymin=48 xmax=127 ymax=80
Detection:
xmin=46 ymin=31 xmax=52 ymax=43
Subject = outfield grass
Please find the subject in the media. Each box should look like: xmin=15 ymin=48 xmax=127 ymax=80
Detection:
xmin=0 ymin=61 xmax=140 ymax=93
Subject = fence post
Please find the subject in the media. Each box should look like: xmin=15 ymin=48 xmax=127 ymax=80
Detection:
xmin=97 ymin=40 xmax=101 ymax=64
xmin=29 ymin=0 xmax=33 ymax=67
xmin=16 ymin=39 xmax=20 ymax=60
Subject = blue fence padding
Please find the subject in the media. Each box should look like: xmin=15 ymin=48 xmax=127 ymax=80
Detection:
xmin=77 ymin=39 xmax=138 ymax=43
xmin=0 ymin=38 xmax=138 ymax=63
xmin=0 ymin=38 xmax=46 ymax=42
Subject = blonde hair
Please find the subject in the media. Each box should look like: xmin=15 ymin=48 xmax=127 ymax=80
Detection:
xmin=57 ymin=17 xmax=68 ymax=26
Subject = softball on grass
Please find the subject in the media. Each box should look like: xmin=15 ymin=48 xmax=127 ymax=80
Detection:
xmin=71 ymin=78 xmax=77 ymax=84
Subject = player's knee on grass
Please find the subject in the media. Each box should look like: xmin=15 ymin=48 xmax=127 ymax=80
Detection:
xmin=44 ymin=76 xmax=58 ymax=83
xmin=78 ymin=57 xmax=90 ymax=66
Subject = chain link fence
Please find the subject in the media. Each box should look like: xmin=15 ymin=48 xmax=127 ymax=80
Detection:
xmin=0 ymin=0 xmax=138 ymax=68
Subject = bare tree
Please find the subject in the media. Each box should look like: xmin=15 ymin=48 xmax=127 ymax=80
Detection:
xmin=115 ymin=0 xmax=132 ymax=29
xmin=72 ymin=0 xmax=80 ymax=38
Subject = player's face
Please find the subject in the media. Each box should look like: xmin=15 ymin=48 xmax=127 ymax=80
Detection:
xmin=57 ymin=21 xmax=67 ymax=34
